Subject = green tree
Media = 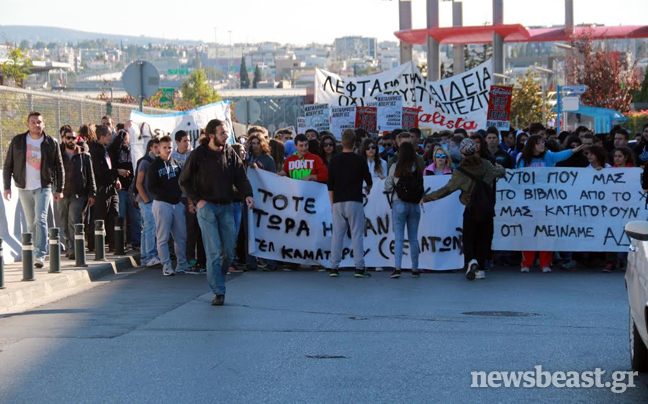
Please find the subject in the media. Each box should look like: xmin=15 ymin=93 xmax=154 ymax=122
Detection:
xmin=179 ymin=69 xmax=220 ymax=108
xmin=253 ymin=64 xmax=261 ymax=88
xmin=0 ymin=45 xmax=33 ymax=87
xmin=510 ymin=71 xmax=544 ymax=128
xmin=239 ymin=56 xmax=250 ymax=89
xmin=19 ymin=40 xmax=30 ymax=49
xmin=465 ymin=44 xmax=492 ymax=70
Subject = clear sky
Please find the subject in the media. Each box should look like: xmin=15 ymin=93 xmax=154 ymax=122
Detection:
xmin=0 ymin=0 xmax=646 ymax=45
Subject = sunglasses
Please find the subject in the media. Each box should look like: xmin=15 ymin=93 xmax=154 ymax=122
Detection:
xmin=367 ymin=146 xmax=376 ymax=150
xmin=323 ymin=143 xmax=335 ymax=147
xmin=435 ymin=154 xmax=447 ymax=158
xmin=65 ymin=136 xmax=76 ymax=140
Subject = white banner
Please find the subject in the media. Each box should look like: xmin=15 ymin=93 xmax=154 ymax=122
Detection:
xmin=329 ymin=106 xmax=356 ymax=140
xmin=304 ymin=104 xmax=331 ymax=133
xmin=128 ymin=101 xmax=232 ymax=166
xmin=493 ymin=168 xmax=648 ymax=252
xmin=246 ymin=169 xmax=464 ymax=270
xmin=376 ymin=95 xmax=403 ymax=132
xmin=314 ymin=60 xmax=492 ymax=131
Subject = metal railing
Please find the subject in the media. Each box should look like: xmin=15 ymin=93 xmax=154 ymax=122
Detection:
xmin=0 ymin=85 xmax=173 ymax=164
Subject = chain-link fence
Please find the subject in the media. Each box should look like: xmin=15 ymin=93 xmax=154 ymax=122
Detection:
xmin=0 ymin=85 xmax=174 ymax=165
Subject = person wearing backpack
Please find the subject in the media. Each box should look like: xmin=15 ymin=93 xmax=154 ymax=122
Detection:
xmin=421 ymin=138 xmax=506 ymax=280
xmin=385 ymin=141 xmax=425 ymax=279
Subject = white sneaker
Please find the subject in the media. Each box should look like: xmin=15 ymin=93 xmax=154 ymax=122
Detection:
xmin=375 ymin=267 xmax=384 ymax=272
xmin=34 ymin=257 xmax=45 ymax=269
xmin=175 ymin=266 xmax=187 ymax=274
xmin=146 ymin=257 xmax=161 ymax=267
xmin=541 ymin=266 xmax=552 ymax=273
xmin=465 ymin=259 xmax=478 ymax=280
xmin=475 ymin=270 xmax=486 ymax=279
xmin=520 ymin=267 xmax=530 ymax=273
xmin=162 ymin=265 xmax=175 ymax=276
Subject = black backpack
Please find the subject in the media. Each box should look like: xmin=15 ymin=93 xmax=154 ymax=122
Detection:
xmin=394 ymin=169 xmax=424 ymax=203
xmin=457 ymin=167 xmax=495 ymax=222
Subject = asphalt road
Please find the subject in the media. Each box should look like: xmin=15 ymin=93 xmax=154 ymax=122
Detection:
xmin=0 ymin=266 xmax=646 ymax=403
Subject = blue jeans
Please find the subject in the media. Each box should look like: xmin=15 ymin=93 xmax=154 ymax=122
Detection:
xmin=118 ymin=189 xmax=141 ymax=246
xmin=18 ymin=187 xmax=52 ymax=259
xmin=152 ymin=200 xmax=187 ymax=270
xmin=392 ymin=200 xmax=421 ymax=270
xmin=197 ymin=202 xmax=236 ymax=295
xmin=140 ymin=202 xmax=157 ymax=262
xmin=232 ymin=202 xmax=243 ymax=240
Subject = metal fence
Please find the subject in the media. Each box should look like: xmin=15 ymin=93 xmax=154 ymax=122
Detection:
xmin=0 ymin=85 xmax=173 ymax=164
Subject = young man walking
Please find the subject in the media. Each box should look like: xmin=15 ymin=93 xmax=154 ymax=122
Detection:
xmin=3 ymin=111 xmax=64 ymax=268
xmin=147 ymin=135 xmax=189 ymax=276
xmin=179 ymin=119 xmax=254 ymax=306
xmin=327 ymin=129 xmax=373 ymax=278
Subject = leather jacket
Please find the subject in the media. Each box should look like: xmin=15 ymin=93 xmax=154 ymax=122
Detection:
xmin=3 ymin=131 xmax=64 ymax=192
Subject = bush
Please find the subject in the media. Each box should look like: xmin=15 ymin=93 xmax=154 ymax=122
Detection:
xmin=624 ymin=110 xmax=648 ymax=135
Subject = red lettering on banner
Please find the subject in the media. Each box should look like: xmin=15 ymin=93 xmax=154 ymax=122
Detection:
xmin=419 ymin=111 xmax=478 ymax=130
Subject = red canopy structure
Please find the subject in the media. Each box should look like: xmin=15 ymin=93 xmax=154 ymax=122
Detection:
xmin=394 ymin=24 xmax=648 ymax=45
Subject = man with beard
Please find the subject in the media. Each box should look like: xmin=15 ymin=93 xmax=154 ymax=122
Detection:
xmin=179 ymin=119 xmax=254 ymax=306
xmin=3 ymin=111 xmax=64 ymax=268
xmin=58 ymin=127 xmax=96 ymax=258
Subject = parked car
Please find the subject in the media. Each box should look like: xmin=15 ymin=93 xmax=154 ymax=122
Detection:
xmin=624 ymin=221 xmax=648 ymax=371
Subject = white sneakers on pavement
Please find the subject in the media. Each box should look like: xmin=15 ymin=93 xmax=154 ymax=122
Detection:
xmin=465 ymin=259 xmax=478 ymax=281
xmin=541 ymin=266 xmax=552 ymax=273
xmin=162 ymin=265 xmax=175 ymax=276
xmin=520 ymin=267 xmax=530 ymax=273
xmin=146 ymin=257 xmax=161 ymax=267
xmin=475 ymin=270 xmax=486 ymax=279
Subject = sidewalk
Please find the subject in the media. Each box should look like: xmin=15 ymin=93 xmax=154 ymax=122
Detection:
xmin=0 ymin=251 xmax=141 ymax=312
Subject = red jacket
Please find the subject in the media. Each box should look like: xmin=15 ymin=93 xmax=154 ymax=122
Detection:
xmin=283 ymin=152 xmax=328 ymax=182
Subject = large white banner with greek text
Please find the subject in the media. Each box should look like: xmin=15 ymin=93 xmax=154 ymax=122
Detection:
xmin=247 ymin=169 xmax=464 ymax=270
xmin=314 ymin=60 xmax=492 ymax=132
xmin=493 ymin=168 xmax=648 ymax=252
xmin=128 ymin=101 xmax=232 ymax=168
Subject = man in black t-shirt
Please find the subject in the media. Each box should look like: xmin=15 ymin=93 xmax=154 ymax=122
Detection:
xmin=327 ymin=129 xmax=373 ymax=278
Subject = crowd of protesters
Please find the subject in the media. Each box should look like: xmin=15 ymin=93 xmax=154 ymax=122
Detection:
xmin=4 ymin=111 xmax=647 ymax=305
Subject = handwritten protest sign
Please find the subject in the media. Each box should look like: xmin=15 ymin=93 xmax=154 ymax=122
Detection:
xmin=297 ymin=116 xmax=306 ymax=134
xmin=329 ymin=106 xmax=357 ymax=139
xmin=376 ymin=95 xmax=403 ymax=132
xmin=486 ymin=85 xmax=513 ymax=131
xmin=247 ymin=169 xmax=464 ymax=270
xmin=315 ymin=60 xmax=492 ymax=131
xmin=493 ymin=168 xmax=648 ymax=252
xmin=355 ymin=106 xmax=377 ymax=134
xmin=304 ymin=104 xmax=330 ymax=133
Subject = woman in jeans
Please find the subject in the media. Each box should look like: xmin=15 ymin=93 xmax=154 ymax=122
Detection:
xmin=384 ymin=141 xmax=423 ymax=279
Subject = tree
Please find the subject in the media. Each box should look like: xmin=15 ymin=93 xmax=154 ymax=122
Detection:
xmin=179 ymin=69 xmax=220 ymax=109
xmin=0 ymin=44 xmax=32 ymax=87
xmin=566 ymin=29 xmax=640 ymax=112
xmin=239 ymin=56 xmax=250 ymax=89
xmin=465 ymin=44 xmax=492 ymax=70
xmin=510 ymin=71 xmax=544 ymax=129
xmin=632 ymin=68 xmax=648 ymax=103
xmin=253 ymin=64 xmax=261 ymax=88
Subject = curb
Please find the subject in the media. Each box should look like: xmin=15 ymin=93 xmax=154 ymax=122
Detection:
xmin=0 ymin=254 xmax=141 ymax=311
